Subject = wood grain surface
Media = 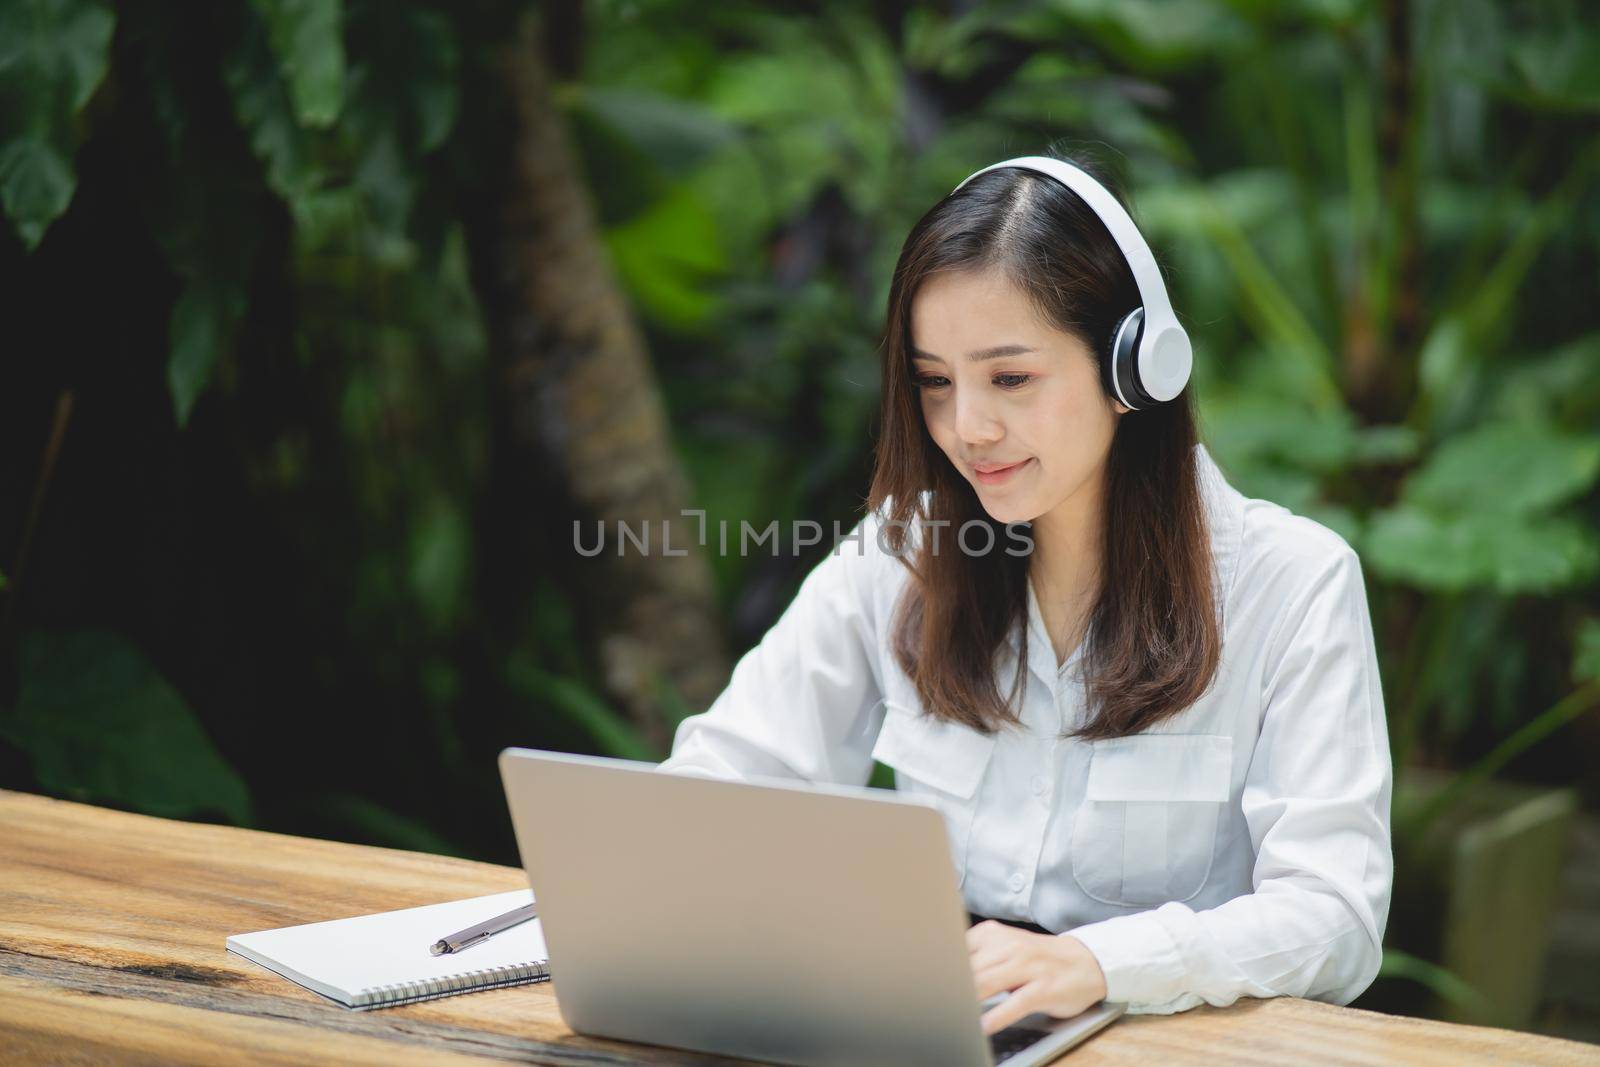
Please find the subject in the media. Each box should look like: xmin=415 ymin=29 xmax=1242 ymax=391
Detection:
xmin=2 ymin=788 xmax=1596 ymax=1065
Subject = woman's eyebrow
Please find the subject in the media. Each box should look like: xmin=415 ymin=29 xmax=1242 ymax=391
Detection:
xmin=910 ymin=344 xmax=1037 ymax=363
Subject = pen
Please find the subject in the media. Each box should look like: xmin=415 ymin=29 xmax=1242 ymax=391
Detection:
xmin=429 ymin=901 xmax=539 ymax=956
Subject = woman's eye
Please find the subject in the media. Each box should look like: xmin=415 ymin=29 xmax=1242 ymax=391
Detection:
xmin=913 ymin=373 xmax=1031 ymax=390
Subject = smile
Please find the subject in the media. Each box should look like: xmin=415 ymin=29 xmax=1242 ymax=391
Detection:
xmin=971 ymin=459 xmax=1031 ymax=485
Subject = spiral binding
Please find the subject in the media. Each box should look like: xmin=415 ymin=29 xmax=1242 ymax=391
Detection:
xmin=352 ymin=960 xmax=552 ymax=1010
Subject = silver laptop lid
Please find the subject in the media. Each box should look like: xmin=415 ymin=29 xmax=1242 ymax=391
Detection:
xmin=498 ymin=746 xmax=996 ymax=1067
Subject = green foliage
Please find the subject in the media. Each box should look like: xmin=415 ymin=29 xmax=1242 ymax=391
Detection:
xmin=1 ymin=629 xmax=252 ymax=824
xmin=1402 ymin=677 xmax=1600 ymax=840
xmin=0 ymin=137 xmax=74 ymax=249
xmin=1143 ymin=176 xmax=1342 ymax=411
xmin=1202 ymin=400 xmax=1415 ymax=480
xmin=0 ymin=0 xmax=114 ymax=249
xmin=506 ymin=653 xmax=657 ymax=763
xmin=1367 ymin=509 xmax=1599 ymax=595
xmin=1575 ymin=619 xmax=1600 ymax=685
xmin=1406 ymin=424 xmax=1600 ymax=516
xmin=1378 ymin=948 xmax=1492 ymax=1018
xmin=249 ymin=0 xmax=345 ymax=128
xmin=408 ymin=494 xmax=472 ymax=633
xmin=653 ymin=673 xmax=699 ymax=737
xmin=168 ymin=282 xmax=250 ymax=428
xmin=700 ymin=8 xmax=903 ymax=224
xmin=70 ymin=0 xmax=465 ymax=424
xmin=224 ymin=8 xmax=324 ymax=209
xmin=1414 ymin=141 xmax=1600 ymax=430
xmin=602 ymin=182 xmax=727 ymax=330
xmin=1365 ymin=422 xmax=1600 ymax=594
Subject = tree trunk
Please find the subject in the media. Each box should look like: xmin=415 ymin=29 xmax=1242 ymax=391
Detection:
xmin=462 ymin=8 xmax=727 ymax=752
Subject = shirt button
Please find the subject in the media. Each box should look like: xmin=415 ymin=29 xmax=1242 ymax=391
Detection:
xmin=1007 ymin=872 xmax=1026 ymax=893
xmin=1030 ymin=775 xmax=1047 ymax=796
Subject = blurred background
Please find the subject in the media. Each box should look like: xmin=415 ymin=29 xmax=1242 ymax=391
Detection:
xmin=2 ymin=0 xmax=1597 ymax=1043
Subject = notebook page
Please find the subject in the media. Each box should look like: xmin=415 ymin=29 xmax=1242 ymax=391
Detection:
xmin=227 ymin=889 xmax=546 ymax=1005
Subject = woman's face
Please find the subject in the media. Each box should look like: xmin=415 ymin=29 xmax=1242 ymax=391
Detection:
xmin=909 ymin=268 xmax=1128 ymax=526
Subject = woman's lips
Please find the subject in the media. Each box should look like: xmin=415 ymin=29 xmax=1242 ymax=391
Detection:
xmin=971 ymin=458 xmax=1031 ymax=485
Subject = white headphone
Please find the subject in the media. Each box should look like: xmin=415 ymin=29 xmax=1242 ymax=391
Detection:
xmin=951 ymin=156 xmax=1192 ymax=410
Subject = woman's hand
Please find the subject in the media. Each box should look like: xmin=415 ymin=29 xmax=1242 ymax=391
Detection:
xmin=966 ymin=921 xmax=1109 ymax=1035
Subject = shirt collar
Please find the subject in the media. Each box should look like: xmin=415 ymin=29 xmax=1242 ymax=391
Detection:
xmin=1006 ymin=442 xmax=1246 ymax=683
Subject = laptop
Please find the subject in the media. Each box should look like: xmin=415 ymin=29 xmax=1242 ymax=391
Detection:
xmin=498 ymin=747 xmax=1125 ymax=1066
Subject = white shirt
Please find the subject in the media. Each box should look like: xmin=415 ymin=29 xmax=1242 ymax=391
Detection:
xmin=657 ymin=443 xmax=1393 ymax=1015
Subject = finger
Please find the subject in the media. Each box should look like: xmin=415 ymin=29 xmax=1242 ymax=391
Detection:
xmin=969 ymin=923 xmax=1030 ymax=960
xmin=980 ymin=985 xmax=1040 ymax=1036
xmin=972 ymin=965 xmax=1020 ymax=1003
xmin=967 ymin=943 xmax=1007 ymax=972
xmin=966 ymin=920 xmax=1002 ymax=952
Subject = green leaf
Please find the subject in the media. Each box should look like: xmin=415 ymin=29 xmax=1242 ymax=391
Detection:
xmin=1403 ymin=422 xmax=1600 ymax=516
xmin=167 ymin=283 xmax=245 ymax=427
xmin=1504 ymin=19 xmax=1600 ymax=112
xmin=1574 ymin=619 xmax=1600 ymax=685
xmin=1220 ymin=461 xmax=1322 ymax=514
xmin=998 ymin=0 xmax=1253 ymax=72
xmin=652 ymin=672 xmax=699 ymax=734
xmin=0 ymin=0 xmax=115 ymax=110
xmin=413 ymin=77 xmax=459 ymax=155
xmin=1414 ymin=140 xmax=1600 ymax=424
xmin=604 ymin=182 xmax=726 ymax=330
xmin=249 ymin=0 xmax=345 ymax=128
xmin=1366 ymin=506 xmax=1600 ymax=594
xmin=2 ymin=629 xmax=252 ymax=824
xmin=1202 ymin=397 xmax=1356 ymax=473
xmin=572 ymin=86 xmax=738 ymax=178
xmin=1403 ymin=677 xmax=1600 ymax=839
xmin=349 ymin=123 xmax=415 ymax=246
xmin=0 ymin=0 xmax=115 ymax=249
xmin=1140 ymin=179 xmax=1340 ymax=410
xmin=1488 ymin=334 xmax=1600 ymax=421
xmin=505 ymin=655 xmax=657 ymax=762
xmin=1485 ymin=518 xmax=1600 ymax=592
xmin=1364 ymin=508 xmax=1478 ymax=589
xmin=902 ymin=7 xmax=1009 ymax=80
xmin=1378 ymin=948 xmax=1493 ymax=1017
xmin=0 ymin=137 xmax=74 ymax=250
xmin=701 ymin=9 xmax=902 ymax=220
xmin=1350 ymin=424 xmax=1421 ymax=465
xmin=409 ymin=497 xmax=470 ymax=631
xmin=224 ymin=16 xmax=322 ymax=205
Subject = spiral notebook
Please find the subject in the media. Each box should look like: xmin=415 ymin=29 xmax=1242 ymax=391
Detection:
xmin=226 ymin=888 xmax=549 ymax=1010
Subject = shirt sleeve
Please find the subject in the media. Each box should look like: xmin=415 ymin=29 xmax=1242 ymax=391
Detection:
xmin=656 ymin=514 xmax=890 ymax=788
xmin=1065 ymin=546 xmax=1393 ymax=1014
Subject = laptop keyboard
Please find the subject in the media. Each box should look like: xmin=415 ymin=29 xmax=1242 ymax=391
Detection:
xmin=989 ymin=1025 xmax=1051 ymax=1064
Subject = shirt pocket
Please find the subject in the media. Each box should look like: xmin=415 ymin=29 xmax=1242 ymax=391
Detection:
xmin=1070 ymin=733 xmax=1233 ymax=907
xmin=870 ymin=694 xmax=997 ymax=889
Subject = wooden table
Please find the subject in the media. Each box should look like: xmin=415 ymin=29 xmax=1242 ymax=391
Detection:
xmin=2 ymin=789 xmax=1596 ymax=1065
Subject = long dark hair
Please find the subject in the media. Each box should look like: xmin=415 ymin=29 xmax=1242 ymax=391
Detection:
xmin=866 ymin=146 xmax=1220 ymax=742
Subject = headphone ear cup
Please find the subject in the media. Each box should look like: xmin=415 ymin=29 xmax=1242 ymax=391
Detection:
xmin=1105 ymin=307 xmax=1147 ymax=410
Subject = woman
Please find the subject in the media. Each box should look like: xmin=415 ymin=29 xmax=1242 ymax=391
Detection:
xmin=658 ymin=149 xmax=1392 ymax=1035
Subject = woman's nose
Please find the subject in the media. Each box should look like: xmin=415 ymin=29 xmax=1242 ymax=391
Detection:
xmin=953 ymin=391 xmax=1003 ymax=446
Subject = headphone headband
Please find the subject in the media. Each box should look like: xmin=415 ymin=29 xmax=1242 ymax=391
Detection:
xmin=950 ymin=156 xmax=1192 ymax=407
